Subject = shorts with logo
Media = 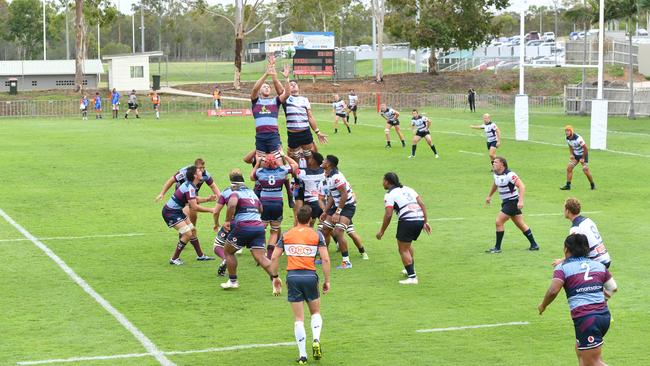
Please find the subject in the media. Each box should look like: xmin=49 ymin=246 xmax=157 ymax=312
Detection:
xmin=416 ymin=130 xmax=430 ymax=138
xmin=162 ymin=206 xmax=187 ymax=228
xmin=487 ymin=141 xmax=498 ymax=150
xmin=387 ymin=119 xmax=400 ymax=126
xmin=214 ymin=226 xmax=228 ymax=246
xmin=501 ymin=199 xmax=522 ymax=216
xmin=261 ymin=202 xmax=283 ymax=222
xmin=287 ymin=129 xmax=314 ymax=149
xmin=307 ymin=201 xmax=323 ymax=219
xmin=226 ymin=224 xmax=266 ymax=250
xmin=396 ymin=220 xmax=425 ymax=242
xmin=255 ymin=132 xmax=282 ymax=153
xmin=128 ymin=102 xmax=138 ymax=110
xmin=327 ymin=204 xmax=356 ymax=220
xmin=571 ymin=154 xmax=589 ymax=164
xmin=573 ymin=311 xmax=610 ymax=350
xmin=287 ymin=270 xmax=320 ymax=302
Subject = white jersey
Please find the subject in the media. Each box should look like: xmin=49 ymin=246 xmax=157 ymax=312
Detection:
xmin=298 ymin=168 xmax=325 ymax=203
xmin=493 ymin=169 xmax=519 ymax=201
xmin=348 ymin=94 xmax=358 ymax=107
xmin=284 ymin=95 xmax=311 ymax=132
xmin=411 ymin=115 xmax=429 ymax=133
xmin=482 ymin=122 xmax=499 ymax=143
xmin=384 ymin=186 xmax=424 ymax=222
xmin=569 ymin=216 xmax=611 ymax=264
xmin=381 ymin=107 xmax=398 ymax=122
xmin=325 ymin=169 xmax=355 ymax=206
xmin=332 ymin=100 xmax=347 ymax=114
xmin=128 ymin=94 xmax=137 ymax=104
xmin=566 ymin=133 xmax=586 ymax=156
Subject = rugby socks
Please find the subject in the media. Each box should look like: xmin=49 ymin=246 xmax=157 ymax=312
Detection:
xmin=266 ymin=244 xmax=275 ymax=260
xmin=411 ymin=145 xmax=417 ymax=156
xmin=431 ymin=145 xmax=438 ymax=155
xmin=311 ymin=314 xmax=323 ymax=341
xmin=495 ymin=231 xmax=504 ymax=250
xmin=172 ymin=239 xmax=187 ymax=260
xmin=347 ymin=126 xmax=351 ymax=133
xmin=566 ymin=181 xmax=572 ymax=187
xmin=354 ymin=116 xmax=357 ymax=124
xmin=294 ymin=321 xmax=308 ymax=358
xmin=386 ymin=141 xmax=391 ymax=147
xmin=341 ymin=251 xmax=350 ymax=264
xmin=189 ymin=237 xmax=204 ymax=257
xmin=155 ymin=111 xmax=160 ymax=119
xmin=228 ymin=274 xmax=238 ymax=283
xmin=401 ymin=140 xmax=405 ymax=147
xmin=334 ymin=128 xmax=338 ymax=134
xmin=405 ymin=263 xmax=416 ymax=278
xmin=213 ymin=245 xmax=225 ymax=259
xmin=357 ymin=246 xmax=366 ymax=254
xmin=523 ymin=229 xmax=538 ymax=247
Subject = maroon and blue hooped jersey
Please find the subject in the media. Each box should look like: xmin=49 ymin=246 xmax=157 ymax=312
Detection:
xmin=165 ymin=181 xmax=197 ymax=210
xmin=255 ymin=165 xmax=293 ymax=205
xmin=252 ymin=97 xmax=281 ymax=134
xmin=174 ymin=165 xmax=214 ymax=191
xmin=553 ymin=256 xmax=611 ymax=319
xmin=231 ymin=187 xmax=264 ymax=227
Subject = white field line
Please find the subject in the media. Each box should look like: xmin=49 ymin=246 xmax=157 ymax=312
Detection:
xmin=0 ymin=208 xmax=175 ymax=366
xmin=356 ymin=122 xmax=650 ymax=158
xmin=530 ymin=123 xmax=650 ymax=138
xmin=17 ymin=342 xmax=295 ymax=365
xmin=528 ymin=210 xmax=602 ymax=217
xmin=0 ymin=233 xmax=145 ymax=243
xmin=458 ymin=150 xmax=485 ymax=156
xmin=416 ymin=321 xmax=530 ymax=333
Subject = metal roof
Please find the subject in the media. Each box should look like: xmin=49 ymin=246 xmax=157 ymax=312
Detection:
xmin=102 ymin=51 xmax=164 ymax=60
xmin=0 ymin=59 xmax=104 ymax=76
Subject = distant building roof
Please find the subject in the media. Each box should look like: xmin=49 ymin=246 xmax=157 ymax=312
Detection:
xmin=102 ymin=51 xmax=164 ymax=60
xmin=0 ymin=59 xmax=104 ymax=76
xmin=268 ymin=33 xmax=295 ymax=43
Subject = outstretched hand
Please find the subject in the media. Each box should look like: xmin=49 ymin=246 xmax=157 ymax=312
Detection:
xmin=282 ymin=64 xmax=291 ymax=79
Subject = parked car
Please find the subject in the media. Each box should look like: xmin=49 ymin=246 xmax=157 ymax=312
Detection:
xmin=358 ymin=44 xmax=372 ymax=52
xmin=526 ymin=40 xmax=543 ymax=46
xmin=525 ymin=31 xmax=540 ymax=42
xmin=569 ymin=31 xmax=579 ymax=40
xmin=636 ymin=28 xmax=649 ymax=36
xmin=344 ymin=45 xmax=358 ymax=52
xmin=543 ymin=32 xmax=555 ymax=41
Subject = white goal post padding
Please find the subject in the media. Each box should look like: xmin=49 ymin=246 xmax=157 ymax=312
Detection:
xmin=514 ymin=95 xmax=529 ymax=141
xmin=590 ymin=99 xmax=608 ymax=150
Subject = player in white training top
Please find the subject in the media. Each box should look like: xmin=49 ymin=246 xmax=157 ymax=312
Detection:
xmin=470 ymin=113 xmax=500 ymax=163
xmin=331 ymin=94 xmax=351 ymax=134
xmin=560 ymin=125 xmax=596 ymax=191
xmin=347 ymin=89 xmax=359 ymax=124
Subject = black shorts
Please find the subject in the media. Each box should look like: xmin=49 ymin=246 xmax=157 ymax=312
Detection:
xmin=388 ymin=119 xmax=400 ymax=126
xmin=307 ymin=201 xmax=323 ymax=219
xmin=501 ymin=199 xmax=522 ymax=216
xmin=349 ymin=105 xmax=357 ymax=112
xmin=327 ymin=204 xmax=356 ymax=220
xmin=416 ymin=130 xmax=430 ymax=138
xmin=572 ymin=154 xmax=589 ymax=163
xmin=128 ymin=103 xmax=138 ymax=110
xmin=335 ymin=113 xmax=347 ymax=118
xmin=573 ymin=312 xmax=610 ymax=350
xmin=287 ymin=129 xmax=314 ymax=149
xmin=162 ymin=207 xmax=187 ymax=228
xmin=261 ymin=203 xmax=283 ymax=222
xmin=396 ymin=220 xmax=424 ymax=242
xmin=486 ymin=141 xmax=498 ymax=150
xmin=287 ymin=271 xmax=320 ymax=302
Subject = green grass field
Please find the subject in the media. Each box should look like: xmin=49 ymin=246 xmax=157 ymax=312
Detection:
xmin=1 ymin=107 xmax=649 ymax=366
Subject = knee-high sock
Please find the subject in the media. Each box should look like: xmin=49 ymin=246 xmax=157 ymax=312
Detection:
xmin=172 ymin=240 xmax=187 ymax=260
xmin=311 ymin=314 xmax=323 ymax=341
xmin=189 ymin=237 xmax=204 ymax=256
xmin=295 ymin=321 xmax=307 ymax=358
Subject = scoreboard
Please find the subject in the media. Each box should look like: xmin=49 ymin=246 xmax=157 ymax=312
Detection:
xmin=292 ymin=49 xmax=335 ymax=76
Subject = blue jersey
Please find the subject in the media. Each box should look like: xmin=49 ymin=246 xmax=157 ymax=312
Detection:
xmin=174 ymin=166 xmax=214 ymax=191
xmin=165 ymin=181 xmax=197 ymax=210
xmin=252 ymin=96 xmax=281 ymax=134
xmin=94 ymin=96 xmax=102 ymax=108
xmin=255 ymin=165 xmax=292 ymax=205
xmin=553 ymin=256 xmax=611 ymax=319
xmin=232 ymin=187 xmax=263 ymax=226
xmin=81 ymin=98 xmax=89 ymax=108
xmin=111 ymin=91 xmax=121 ymax=104
xmin=217 ymin=187 xmax=233 ymax=206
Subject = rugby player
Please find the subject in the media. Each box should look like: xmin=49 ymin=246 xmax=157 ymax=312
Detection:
xmin=538 ymin=233 xmax=617 ymax=366
xmin=250 ymin=152 xmax=300 ymax=260
xmin=156 ymin=158 xmax=220 ymax=261
xmin=318 ymin=184 xmax=368 ymax=259
xmin=151 ymin=90 xmax=161 ymax=119
xmin=270 ymin=206 xmax=331 ymax=365
xmin=470 ymin=113 xmax=500 ymax=163
xmin=250 ymin=57 xmax=291 ymax=160
xmin=347 ymin=89 xmax=359 ymax=124
xmin=553 ymin=198 xmax=611 ymax=268
xmin=485 ymin=157 xmax=540 ymax=253
xmin=379 ymin=104 xmax=405 ymax=148
xmin=161 ymin=166 xmax=216 ymax=265
xmin=376 ymin=173 xmax=431 ymax=284
xmin=320 ymin=155 xmax=359 ymax=269
xmin=93 ymin=92 xmax=102 ymax=119
xmin=213 ymin=85 xmax=222 ymax=112
xmin=220 ymin=171 xmax=277 ymax=289
xmin=561 ymin=125 xmax=596 ymax=190
xmin=297 ymin=153 xmax=326 ymax=226
xmin=80 ymin=94 xmax=89 ymax=120
xmin=110 ymin=88 xmax=120 ymax=119
xmin=212 ymin=173 xmax=239 ymax=276
xmin=331 ymin=94 xmax=351 ymax=134
xmin=409 ymin=109 xmax=439 ymax=158
xmin=124 ymin=90 xmax=140 ymax=119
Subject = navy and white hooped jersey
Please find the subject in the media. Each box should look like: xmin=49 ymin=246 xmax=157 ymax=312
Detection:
xmin=482 ymin=122 xmax=499 ymax=143
xmin=283 ymin=95 xmax=311 ymax=132
xmin=348 ymin=94 xmax=358 ymax=107
xmin=411 ymin=115 xmax=429 ymax=133
xmin=325 ymin=169 xmax=355 ymax=206
xmin=332 ymin=100 xmax=346 ymax=114
xmin=255 ymin=165 xmax=293 ymax=205
xmin=384 ymin=186 xmax=424 ymax=222
xmin=381 ymin=107 xmax=398 ymax=122
xmin=569 ymin=216 xmax=611 ymax=265
xmin=174 ymin=166 xmax=214 ymax=191
xmin=298 ymin=167 xmax=325 ymax=203
xmin=165 ymin=181 xmax=197 ymax=210
xmin=566 ymin=133 xmax=586 ymax=156
xmin=493 ymin=169 xmax=519 ymax=201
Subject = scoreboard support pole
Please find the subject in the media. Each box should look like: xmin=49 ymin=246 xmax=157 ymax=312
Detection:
xmin=376 ymin=92 xmax=381 ymax=112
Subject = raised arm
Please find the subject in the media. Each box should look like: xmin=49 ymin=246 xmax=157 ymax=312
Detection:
xmin=278 ymin=65 xmax=291 ymax=103
xmin=250 ymin=158 xmax=262 ymax=181
xmin=250 ymin=69 xmax=270 ymax=101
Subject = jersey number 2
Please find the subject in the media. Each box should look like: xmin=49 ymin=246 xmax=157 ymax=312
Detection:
xmin=581 ymin=262 xmax=593 ymax=281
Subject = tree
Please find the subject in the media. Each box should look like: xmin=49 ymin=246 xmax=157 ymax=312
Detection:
xmin=7 ymin=0 xmax=44 ymax=59
xmin=74 ymin=0 xmax=85 ymax=92
xmin=386 ymin=0 xmax=509 ymax=74
xmin=277 ymin=0 xmax=351 ymax=32
xmin=370 ymin=0 xmax=386 ymax=82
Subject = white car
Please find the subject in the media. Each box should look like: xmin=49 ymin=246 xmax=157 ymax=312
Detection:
xmin=358 ymin=44 xmax=372 ymax=52
xmin=543 ymin=32 xmax=555 ymax=41
xmin=637 ymin=28 xmax=649 ymax=36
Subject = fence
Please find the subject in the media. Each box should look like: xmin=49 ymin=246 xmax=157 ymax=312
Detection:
xmin=565 ymin=39 xmax=638 ymax=68
xmin=565 ymin=86 xmax=650 ymax=116
xmin=0 ymin=92 xmax=566 ymax=118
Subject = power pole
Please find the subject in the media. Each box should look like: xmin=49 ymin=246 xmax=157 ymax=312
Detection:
xmin=65 ymin=1 xmax=70 ymax=59
xmin=132 ymin=14 xmax=136 ymax=53
xmin=141 ymin=4 xmax=145 ymax=53
xmin=42 ymin=0 xmax=47 ymax=60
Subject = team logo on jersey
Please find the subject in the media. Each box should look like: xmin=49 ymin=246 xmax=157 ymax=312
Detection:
xmin=259 ymin=106 xmax=272 ymax=115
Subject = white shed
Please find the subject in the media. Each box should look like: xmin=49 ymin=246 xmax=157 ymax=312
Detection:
xmin=103 ymin=51 xmax=163 ymax=91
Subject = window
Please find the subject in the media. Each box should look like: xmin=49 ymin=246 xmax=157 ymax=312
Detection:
xmin=4 ymin=81 xmax=10 ymax=87
xmin=31 ymin=80 xmax=38 ymax=86
xmin=55 ymin=80 xmax=75 ymax=86
xmin=82 ymin=79 xmax=88 ymax=86
xmin=130 ymin=66 xmax=144 ymax=78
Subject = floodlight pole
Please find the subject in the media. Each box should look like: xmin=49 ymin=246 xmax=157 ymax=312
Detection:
xmin=590 ymin=0 xmax=608 ymax=150
xmin=515 ymin=2 xmax=529 ymax=141
xmin=415 ymin=0 xmax=421 ymax=73
xmin=42 ymin=0 xmax=47 ymax=60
